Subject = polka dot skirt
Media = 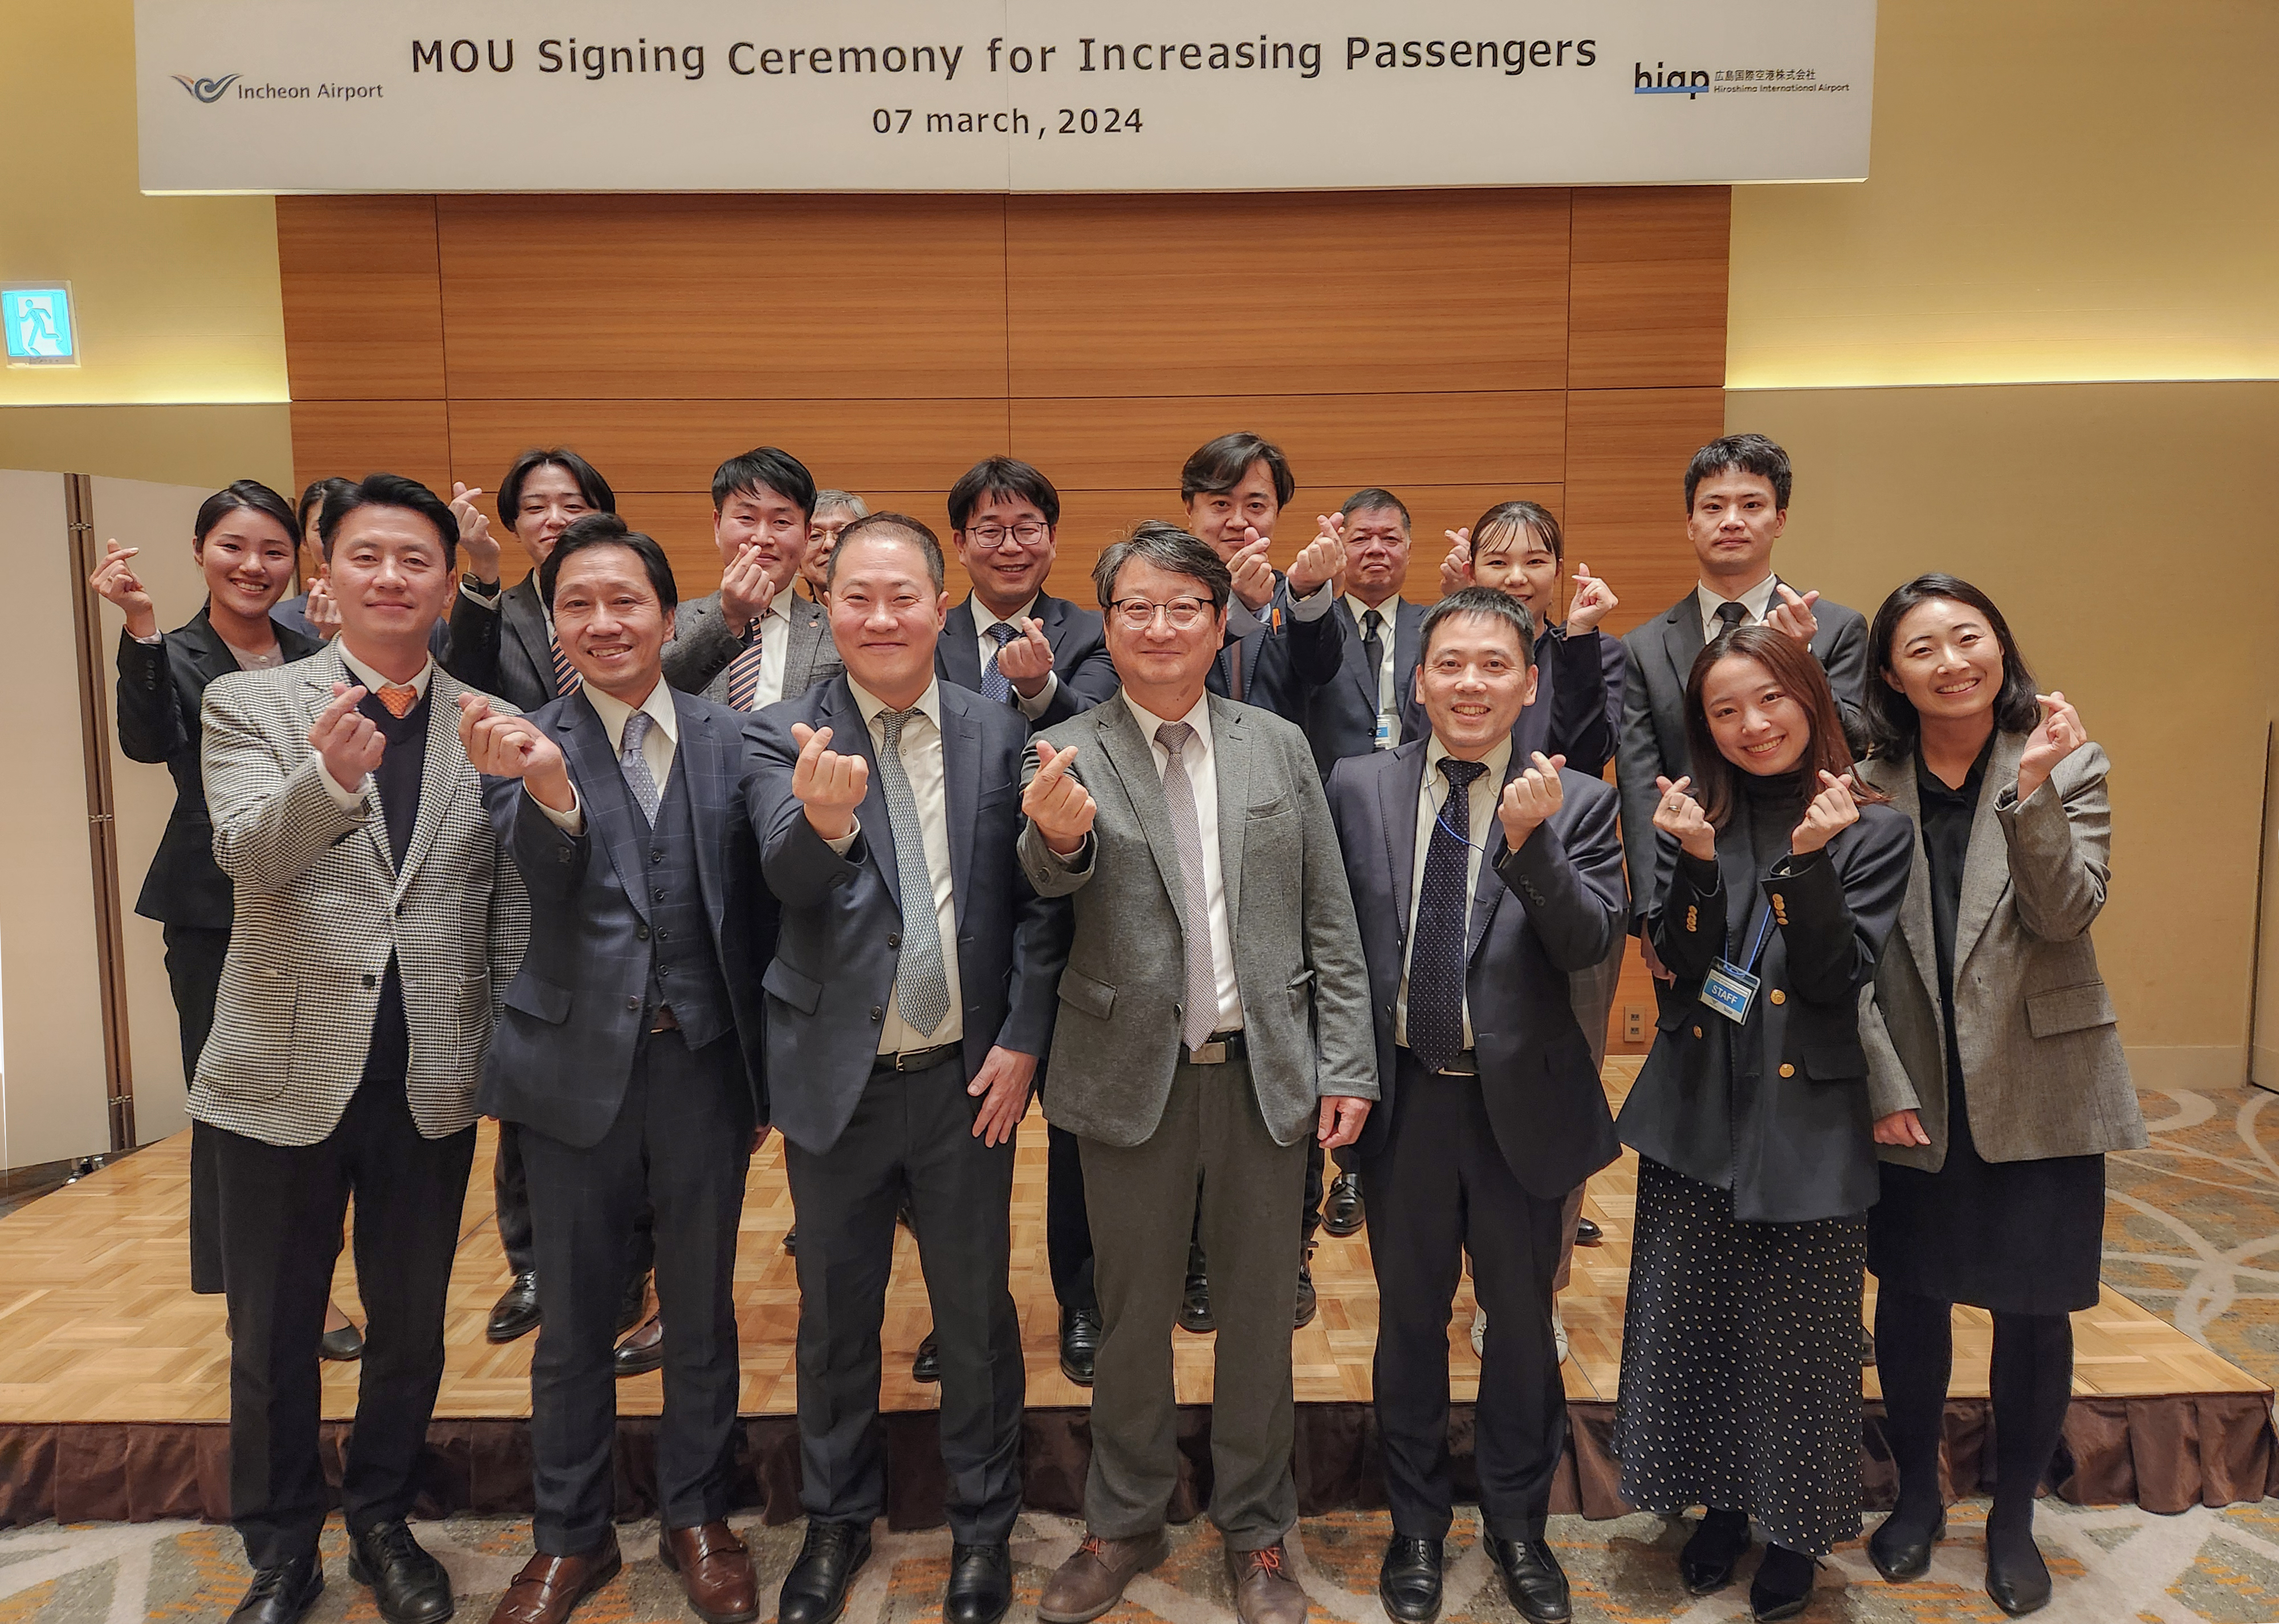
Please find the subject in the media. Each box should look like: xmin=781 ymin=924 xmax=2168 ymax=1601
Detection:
xmin=1612 ymin=1155 xmax=1869 ymax=1557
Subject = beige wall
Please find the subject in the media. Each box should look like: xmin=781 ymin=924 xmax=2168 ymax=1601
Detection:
xmin=0 ymin=405 xmax=294 ymax=498
xmin=1729 ymin=381 xmax=2279 ymax=1086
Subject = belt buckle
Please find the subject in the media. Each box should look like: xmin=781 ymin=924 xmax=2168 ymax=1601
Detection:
xmin=1190 ymin=1040 xmax=1228 ymax=1065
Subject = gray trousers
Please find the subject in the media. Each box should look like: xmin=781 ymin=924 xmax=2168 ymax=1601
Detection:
xmin=1078 ymin=1055 xmax=1308 ymax=1549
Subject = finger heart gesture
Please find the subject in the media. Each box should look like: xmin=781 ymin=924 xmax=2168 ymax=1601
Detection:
xmin=1790 ymin=770 xmax=1859 ymax=855
xmin=1498 ymin=751 xmax=1566 ymax=848
xmin=1022 ymin=741 xmax=1096 ymax=854
xmin=1652 ymin=774 xmax=1715 ymax=860
xmin=789 ymin=722 xmax=868 ymax=840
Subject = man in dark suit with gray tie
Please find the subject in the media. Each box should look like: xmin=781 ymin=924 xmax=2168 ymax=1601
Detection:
xmin=462 ymin=515 xmax=771 ymax=1624
xmin=1326 ymin=588 xmax=1627 ymax=1624
xmin=749 ymin=514 xmax=1068 ymax=1624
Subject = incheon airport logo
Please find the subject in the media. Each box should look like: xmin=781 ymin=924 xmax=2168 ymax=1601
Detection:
xmin=172 ymin=72 xmax=243 ymax=102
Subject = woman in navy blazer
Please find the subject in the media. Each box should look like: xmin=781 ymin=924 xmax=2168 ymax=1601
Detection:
xmin=1612 ymin=623 xmax=1912 ymax=1622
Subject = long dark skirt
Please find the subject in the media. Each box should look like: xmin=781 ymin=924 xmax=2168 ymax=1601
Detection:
xmin=1613 ymin=1157 xmax=1867 ymax=1557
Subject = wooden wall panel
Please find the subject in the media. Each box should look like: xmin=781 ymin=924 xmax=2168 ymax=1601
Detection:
xmin=287 ymin=400 xmax=451 ymax=499
xmin=1568 ymin=188 xmax=1731 ymax=390
xmin=1004 ymin=192 xmax=1572 ymax=397
xmin=1562 ymin=386 xmax=1729 ymax=635
xmin=276 ymin=197 xmax=446 ymax=401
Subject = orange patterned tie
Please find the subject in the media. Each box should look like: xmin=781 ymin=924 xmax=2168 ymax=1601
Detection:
xmin=377 ymin=682 xmax=418 ymax=719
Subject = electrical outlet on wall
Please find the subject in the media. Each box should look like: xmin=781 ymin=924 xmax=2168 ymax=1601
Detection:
xmin=1623 ymin=1006 xmax=1646 ymax=1043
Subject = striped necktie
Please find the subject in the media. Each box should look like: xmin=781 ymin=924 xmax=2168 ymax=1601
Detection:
xmin=723 ymin=622 xmax=767 ymax=710
xmin=549 ymin=636 xmax=579 ymax=697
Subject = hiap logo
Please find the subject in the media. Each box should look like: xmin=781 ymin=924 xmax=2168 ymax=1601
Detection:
xmin=1634 ymin=61 xmax=1708 ymax=99
xmin=171 ymin=73 xmax=242 ymax=103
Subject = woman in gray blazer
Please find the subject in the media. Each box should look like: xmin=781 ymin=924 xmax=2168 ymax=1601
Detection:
xmin=1856 ymin=575 xmax=2146 ymax=1618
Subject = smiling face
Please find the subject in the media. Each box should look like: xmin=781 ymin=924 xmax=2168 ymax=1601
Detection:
xmin=954 ymin=491 xmax=1058 ymax=618
xmin=1686 ymin=469 xmax=1787 ymax=589
xmin=326 ymin=504 xmax=455 ymax=662
xmin=712 ymin=481 xmax=808 ymax=598
xmin=551 ymin=543 xmax=670 ymax=703
xmin=510 ymin=463 xmax=599 ymax=568
xmin=826 ymin=530 xmax=949 ymax=708
xmin=1341 ymin=504 xmax=1411 ymax=607
xmin=1417 ymin=612 xmax=1537 ymax=758
xmin=1702 ymin=653 xmax=1813 ymax=777
xmin=1184 ymin=458 xmax=1282 ymax=553
xmin=1469 ymin=522 xmax=1560 ymax=619
xmin=1102 ymin=555 xmax=1228 ymax=717
xmin=1885 ymin=595 xmax=2004 ymax=725
xmin=802 ymin=505 xmax=859 ymax=593
xmin=196 ymin=507 xmax=298 ymax=621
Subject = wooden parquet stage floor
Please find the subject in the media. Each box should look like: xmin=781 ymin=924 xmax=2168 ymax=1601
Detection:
xmin=0 ymin=1061 xmax=2262 ymax=1428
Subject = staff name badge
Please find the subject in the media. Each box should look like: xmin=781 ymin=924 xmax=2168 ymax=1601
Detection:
xmin=1699 ymin=906 xmax=1775 ymax=1024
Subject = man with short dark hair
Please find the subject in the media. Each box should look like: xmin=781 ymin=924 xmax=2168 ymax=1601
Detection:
xmin=751 ymin=514 xmax=1068 ymax=1624
xmin=193 ymin=472 xmax=527 ymax=1624
xmin=465 ymin=514 xmax=772 ymax=1624
xmin=664 ymin=446 xmax=842 ymax=706
xmin=445 ymin=447 xmax=617 ymax=711
xmin=1022 ymin=523 xmax=1374 ymax=1624
xmin=1326 ymin=588 xmax=1626 ymax=1624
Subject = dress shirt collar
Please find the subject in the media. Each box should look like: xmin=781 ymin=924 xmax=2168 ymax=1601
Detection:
xmin=580 ymin=675 xmax=679 ymax=755
xmin=1345 ymin=592 xmax=1401 ymax=629
xmin=849 ymin=675 xmax=943 ymax=732
xmin=1422 ymin=733 xmax=1513 ymax=804
xmin=970 ymin=593 xmax=1040 ymax=634
xmin=1122 ymin=688 xmax=1212 ymax=752
xmin=336 ymin=642 xmax=434 ymax=701
xmin=1696 ymin=573 xmax=1779 ymax=636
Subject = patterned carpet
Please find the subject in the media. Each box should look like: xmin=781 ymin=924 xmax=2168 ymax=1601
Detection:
xmin=2 ymin=1084 xmax=2274 ymax=1622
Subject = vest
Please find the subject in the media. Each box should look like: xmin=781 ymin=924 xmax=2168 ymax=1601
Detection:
xmin=627 ymin=752 xmax=733 ymax=1052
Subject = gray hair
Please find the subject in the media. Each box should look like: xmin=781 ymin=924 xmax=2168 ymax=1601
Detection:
xmin=1092 ymin=521 xmax=1232 ymax=616
xmin=813 ymin=489 xmax=868 ymax=520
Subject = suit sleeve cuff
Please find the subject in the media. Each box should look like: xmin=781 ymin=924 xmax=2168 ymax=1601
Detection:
xmin=825 ymin=817 xmax=860 ymax=857
xmin=1287 ymin=580 xmax=1336 ymax=621
xmin=531 ymin=783 xmax=584 ymax=832
xmin=459 ymin=579 xmax=503 ymax=610
xmin=311 ymin=750 xmax=371 ymax=808
xmin=1014 ymin=672 xmax=1059 ymax=719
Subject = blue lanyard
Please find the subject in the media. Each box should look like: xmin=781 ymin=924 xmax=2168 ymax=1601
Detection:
xmin=1728 ymin=904 xmax=1776 ymax=974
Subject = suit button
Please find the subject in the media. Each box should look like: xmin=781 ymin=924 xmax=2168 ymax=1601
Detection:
xmin=1769 ymin=989 xmax=1785 ymax=1005
xmin=1779 ymin=1063 xmax=1796 ymax=1078
xmin=635 ymin=925 xmax=649 ymax=941
xmin=870 ymin=1006 xmax=884 ymax=1023
xmin=657 ymin=929 xmax=669 ymax=941
xmin=652 ymin=851 xmax=664 ymax=865
xmin=1691 ymin=1025 xmax=1704 ymax=1039
xmin=626 ymin=996 xmax=641 ymax=1011
xmin=887 ymin=932 xmax=901 ymax=950
xmin=363 ymin=972 xmax=377 ymax=989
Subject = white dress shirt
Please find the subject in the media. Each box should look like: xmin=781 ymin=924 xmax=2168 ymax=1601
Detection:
xmin=969 ymin=594 xmax=1059 ymax=721
xmin=1395 ymin=735 xmax=1512 ymax=1051
xmin=318 ymin=646 xmax=435 ymax=805
xmin=1121 ymin=689 xmax=1244 ymax=1034
xmin=1695 ymin=573 xmax=1780 ymax=644
xmin=831 ymin=677 xmax=964 ymax=1054
xmin=1345 ymin=591 xmax=1402 ymax=744
xmin=533 ymin=678 xmax=678 ymax=833
xmin=743 ymin=595 xmax=796 ymax=710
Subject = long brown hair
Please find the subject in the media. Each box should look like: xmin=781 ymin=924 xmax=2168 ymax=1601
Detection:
xmin=1683 ymin=624 xmax=1889 ymax=828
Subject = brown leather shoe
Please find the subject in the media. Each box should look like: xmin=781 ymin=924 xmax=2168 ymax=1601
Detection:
xmin=613 ymin=1313 xmax=664 ymax=1378
xmin=1037 ymin=1531 xmax=1167 ymax=1623
xmin=1228 ymin=1541 xmax=1307 ymax=1624
xmin=487 ymin=1533 xmax=622 ymax=1624
xmin=660 ymin=1521 xmax=758 ymax=1624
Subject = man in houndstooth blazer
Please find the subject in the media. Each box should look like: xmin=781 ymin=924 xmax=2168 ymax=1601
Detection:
xmin=191 ymin=473 xmax=528 ymax=1624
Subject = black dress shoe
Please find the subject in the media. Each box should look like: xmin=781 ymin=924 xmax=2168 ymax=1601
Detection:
xmin=319 ymin=1322 xmax=364 ymax=1362
xmin=1293 ymin=1248 xmax=1318 ymax=1330
xmin=1322 ymin=1171 xmax=1366 ymax=1238
xmin=1377 ymin=1535 xmax=1443 ymax=1623
xmin=1678 ymin=1509 xmax=1752 ymax=1595
xmin=348 ymin=1519 xmax=454 ymax=1624
xmin=614 ymin=1313 xmax=664 ymax=1378
xmin=1059 ymin=1305 xmax=1102 ymax=1386
xmin=783 ymin=1227 xmax=798 ymax=1256
xmin=1867 ymin=1507 xmax=1945 ymax=1582
xmin=229 ymin=1554 xmax=324 ymax=1624
xmin=617 ymin=1271 xmax=651 ymax=1337
xmin=487 ymin=1271 xmax=542 ymax=1344
xmin=897 ymin=1192 xmax=918 ymax=1233
xmin=1749 ymin=1544 xmax=1817 ymax=1622
xmin=1178 ymin=1274 xmax=1214 ymax=1334
xmin=1484 ymin=1536 xmax=1570 ymax=1623
xmin=1985 ymin=1530 xmax=2053 ymax=1615
xmin=912 ymin=1332 xmax=941 ymax=1383
xmin=945 ymin=1540 xmax=1012 ymax=1624
xmin=779 ymin=1519 xmax=872 ymax=1624
xmin=1574 ymin=1216 xmax=1604 ymax=1246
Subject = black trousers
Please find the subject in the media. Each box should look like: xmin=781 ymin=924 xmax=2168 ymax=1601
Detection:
xmin=496 ymin=1121 xmax=658 ymax=1303
xmin=784 ymin=1055 xmax=1024 ymax=1543
xmin=1045 ymin=1122 xmax=1096 ymax=1312
xmin=1361 ymin=1052 xmax=1568 ymax=1541
xmin=210 ymin=1076 xmax=475 ymax=1569
xmin=163 ymin=922 xmax=231 ymax=1295
xmin=519 ymin=1030 xmax=754 ymax=1554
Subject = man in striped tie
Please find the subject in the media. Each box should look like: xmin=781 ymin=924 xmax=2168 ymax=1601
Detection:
xmin=663 ymin=446 xmax=844 ymax=710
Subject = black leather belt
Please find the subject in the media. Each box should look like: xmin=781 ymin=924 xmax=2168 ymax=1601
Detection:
xmin=1187 ymin=1029 xmax=1246 ymax=1065
xmin=1399 ymin=1044 xmax=1476 ymax=1076
xmin=875 ymin=1042 xmax=961 ymax=1074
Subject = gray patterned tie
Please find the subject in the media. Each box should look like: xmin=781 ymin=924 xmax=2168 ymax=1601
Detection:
xmin=618 ymin=710 xmax=661 ymax=824
xmin=1154 ymin=722 xmax=1220 ymax=1053
xmin=877 ymin=707 xmax=951 ymax=1038
xmin=981 ymin=621 xmax=1019 ymax=706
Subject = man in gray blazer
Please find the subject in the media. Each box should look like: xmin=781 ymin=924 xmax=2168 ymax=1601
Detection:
xmin=662 ymin=446 xmax=843 ymax=706
xmin=192 ymin=474 xmax=527 ymax=1624
xmin=1020 ymin=523 xmax=1376 ymax=1624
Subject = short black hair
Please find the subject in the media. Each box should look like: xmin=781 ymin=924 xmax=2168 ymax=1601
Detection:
xmin=1093 ymin=521 xmax=1233 ymax=616
xmin=947 ymin=456 xmax=1061 ymax=531
xmin=1180 ymin=432 xmax=1295 ymax=507
xmin=1419 ymin=585 xmax=1537 ymax=668
xmin=1864 ymin=573 xmax=2042 ymax=760
xmin=828 ymin=512 xmax=946 ymax=592
xmin=196 ymin=479 xmax=302 ymax=551
xmin=1684 ymin=433 xmax=1792 ymax=514
xmin=1340 ymin=487 xmax=1411 ymax=529
xmin=321 ymin=473 xmax=459 ymax=568
xmin=498 ymin=447 xmax=616 ymax=530
xmin=1467 ymin=499 xmax=1562 ymax=564
xmin=711 ymin=446 xmax=817 ymax=524
xmin=295 ymin=476 xmax=355 ymax=557
xmin=538 ymin=512 xmax=679 ymax=615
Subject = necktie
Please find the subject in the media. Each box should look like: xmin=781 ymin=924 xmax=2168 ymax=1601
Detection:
xmin=1407 ymin=756 xmax=1487 ymax=1073
xmin=1361 ymin=608 xmax=1387 ymax=743
xmin=1713 ymin=599 xmax=1749 ymax=640
xmin=877 ymin=707 xmax=951 ymax=1038
xmin=1155 ymin=722 xmax=1220 ymax=1054
xmin=723 ymin=619 xmax=767 ymax=710
xmin=618 ymin=710 xmax=661 ymax=824
xmin=549 ymin=636 xmax=579 ymax=697
xmin=377 ymin=682 xmax=418 ymax=719
xmin=981 ymin=621 xmax=1019 ymax=706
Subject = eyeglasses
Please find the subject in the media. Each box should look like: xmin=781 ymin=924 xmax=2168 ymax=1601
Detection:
xmin=963 ymin=522 xmax=1050 ymax=547
xmin=1110 ymin=596 xmax=1214 ymax=630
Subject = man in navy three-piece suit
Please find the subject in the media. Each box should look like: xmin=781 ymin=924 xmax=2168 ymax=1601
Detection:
xmin=464 ymin=513 xmax=772 ymax=1624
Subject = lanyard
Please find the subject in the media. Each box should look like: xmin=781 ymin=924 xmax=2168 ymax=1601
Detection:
xmin=1728 ymin=904 xmax=1776 ymax=976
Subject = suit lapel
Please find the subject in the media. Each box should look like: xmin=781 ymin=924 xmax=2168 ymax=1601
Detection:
xmin=557 ymin=691 xmax=655 ymax=924
xmin=1379 ymin=742 xmax=1424 ymax=953
xmin=394 ymin=670 xmax=467 ymax=896
xmin=1095 ymin=701 xmax=1187 ymax=934
xmin=180 ymin=607 xmax=235 ymax=682
xmin=504 ymin=578 xmax=555 ymax=692
xmin=1337 ymin=601 xmax=1375 ymax=711
xmin=1211 ymin=697 xmax=1251 ymax=938
xmin=1661 ymin=597 xmax=1705 ymax=693
xmin=1876 ymin=759 xmax=1940 ymax=1004
xmin=941 ymin=601 xmax=983 ymax=689
xmin=941 ymin=687 xmax=980 ymax=933
xmin=828 ymin=679 xmax=898 ymax=906
xmin=677 ymin=692 xmax=727 ymax=927
xmin=1952 ymin=730 xmax=2024 ymax=971
xmin=297 ymin=648 xmax=393 ymax=874
xmin=1467 ymin=752 xmax=1524 ymax=957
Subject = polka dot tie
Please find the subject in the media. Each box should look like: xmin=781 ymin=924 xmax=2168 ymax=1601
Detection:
xmin=981 ymin=621 xmax=1019 ymax=706
xmin=1407 ymin=756 xmax=1486 ymax=1072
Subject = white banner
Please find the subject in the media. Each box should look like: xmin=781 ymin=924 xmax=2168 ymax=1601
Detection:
xmin=136 ymin=0 xmax=1875 ymax=194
